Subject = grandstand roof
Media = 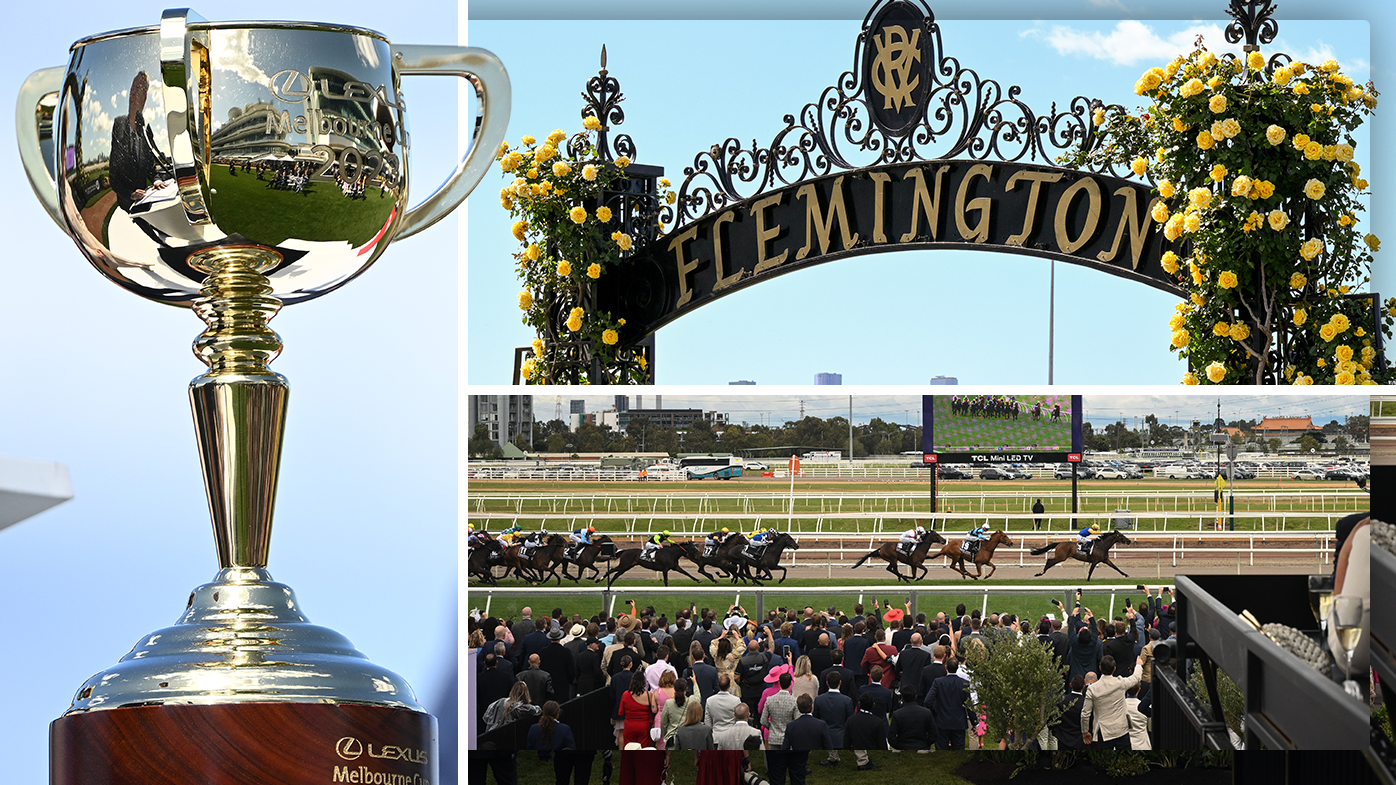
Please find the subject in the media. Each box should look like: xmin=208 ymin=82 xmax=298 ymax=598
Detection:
xmin=1256 ymin=416 xmax=1314 ymax=432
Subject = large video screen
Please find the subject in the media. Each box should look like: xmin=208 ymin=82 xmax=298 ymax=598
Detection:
xmin=922 ymin=394 xmax=1082 ymax=462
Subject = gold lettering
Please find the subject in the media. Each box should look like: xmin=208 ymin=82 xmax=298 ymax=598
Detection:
xmin=1098 ymin=189 xmax=1158 ymax=269
xmin=899 ymin=165 xmax=950 ymax=242
xmin=1003 ymin=170 xmax=1064 ymax=245
xmin=955 ymin=164 xmax=994 ymax=243
xmin=795 ymin=176 xmax=860 ymax=260
xmin=868 ymin=171 xmax=892 ymax=243
xmin=1054 ymin=176 xmax=1103 ymax=254
xmin=711 ymin=211 xmax=742 ymax=291
xmin=751 ymin=193 xmax=789 ymax=274
xmin=670 ymin=225 xmax=701 ymax=308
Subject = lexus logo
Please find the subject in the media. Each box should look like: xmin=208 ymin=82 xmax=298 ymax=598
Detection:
xmin=336 ymin=737 xmax=364 ymax=760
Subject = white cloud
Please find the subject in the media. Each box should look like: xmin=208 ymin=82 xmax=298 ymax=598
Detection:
xmin=213 ymin=29 xmax=273 ymax=89
xmin=1027 ymin=20 xmax=1243 ymax=67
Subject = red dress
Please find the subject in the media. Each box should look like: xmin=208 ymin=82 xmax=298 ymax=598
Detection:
xmin=621 ymin=691 xmax=656 ymax=748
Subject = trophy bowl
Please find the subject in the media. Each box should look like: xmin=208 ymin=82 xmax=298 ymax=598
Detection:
xmin=19 ymin=8 xmax=507 ymax=305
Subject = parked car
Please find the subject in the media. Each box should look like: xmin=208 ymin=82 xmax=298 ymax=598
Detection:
xmin=1156 ymin=465 xmax=1194 ymax=479
xmin=1292 ymin=469 xmax=1324 ymax=481
xmin=1094 ymin=467 xmax=1128 ymax=480
xmin=1325 ymin=468 xmax=1360 ymax=481
xmin=939 ymin=466 xmax=971 ymax=480
xmin=743 ymin=461 xmax=769 ymax=471
xmin=1002 ymin=466 xmax=1033 ymax=480
xmin=1054 ymin=464 xmax=1095 ymax=479
xmin=979 ymin=467 xmax=1014 ymax=480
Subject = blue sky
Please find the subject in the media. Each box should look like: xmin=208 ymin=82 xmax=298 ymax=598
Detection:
xmin=464 ymin=2 xmax=1381 ymax=385
xmin=0 ymin=3 xmax=460 ymax=782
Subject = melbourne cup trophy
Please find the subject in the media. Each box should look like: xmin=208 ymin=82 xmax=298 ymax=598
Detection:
xmin=17 ymin=9 xmax=507 ymax=783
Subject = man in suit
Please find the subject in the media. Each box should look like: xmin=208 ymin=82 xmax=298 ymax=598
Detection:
xmin=705 ymin=672 xmax=742 ymax=732
xmin=842 ymin=623 xmax=871 ymax=686
xmin=926 ymin=658 xmax=971 ymax=750
xmin=775 ymin=694 xmax=832 ymax=785
xmin=857 ymin=665 xmax=894 ymax=720
xmin=895 ymin=633 xmax=933 ymax=698
xmin=479 ymin=631 xmax=514 ymax=673
xmin=775 ymin=622 xmax=802 ymax=661
xmin=687 ymin=642 xmax=721 ymax=708
xmin=813 ymin=671 xmax=855 ymax=766
xmin=521 ymin=617 xmax=552 ymax=662
xmin=888 ymin=687 xmax=935 ymax=751
xmin=693 ymin=618 xmax=717 ymax=655
xmin=476 ymin=653 xmax=515 ymax=731
xmin=606 ymin=632 xmax=642 ymax=681
xmin=537 ymin=628 xmax=577 ymax=702
xmin=516 ymin=653 xmax=554 ymax=706
xmin=670 ymin=617 xmax=696 ymax=673
xmin=802 ymin=614 xmax=829 ymax=655
xmin=736 ymin=639 xmax=772 ymax=719
xmin=916 ymin=645 xmax=949 ymax=704
xmin=1102 ymin=611 xmax=1140 ymax=677
xmin=575 ymin=636 xmax=606 ymax=696
xmin=820 ymin=650 xmax=857 ymax=701
xmin=807 ymin=633 xmax=834 ymax=678
xmin=844 ymin=693 xmax=889 ymax=770
xmin=564 ymin=623 xmax=591 ymax=659
xmin=511 ymin=608 xmax=537 ymax=654
xmin=1052 ymin=675 xmax=1088 ymax=750
xmin=1081 ymin=654 xmax=1145 ymax=749
xmin=487 ymin=641 xmax=514 ymax=680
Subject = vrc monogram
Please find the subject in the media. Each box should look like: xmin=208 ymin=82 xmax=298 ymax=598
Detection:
xmin=871 ymin=25 xmax=921 ymax=112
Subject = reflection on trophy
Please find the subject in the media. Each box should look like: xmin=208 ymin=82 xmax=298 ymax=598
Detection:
xmin=18 ymin=9 xmax=507 ymax=783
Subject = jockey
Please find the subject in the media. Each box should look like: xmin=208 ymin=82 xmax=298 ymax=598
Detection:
xmin=704 ymin=527 xmax=731 ymax=556
xmin=643 ymin=530 xmax=671 ymax=559
xmin=898 ymin=525 xmax=926 ymax=556
xmin=467 ymin=525 xmax=493 ymax=550
xmin=964 ymin=524 xmax=988 ymax=555
xmin=746 ymin=527 xmax=776 ymax=558
xmin=498 ymin=525 xmax=523 ymax=547
xmin=1077 ymin=524 xmax=1101 ymax=555
xmin=569 ymin=526 xmax=596 ymax=546
xmin=521 ymin=528 xmax=549 ymax=558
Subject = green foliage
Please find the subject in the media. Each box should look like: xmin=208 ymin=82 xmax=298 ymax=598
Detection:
xmin=963 ymin=628 xmax=1069 ymax=750
xmin=1189 ymin=664 xmax=1246 ymax=739
xmin=1066 ymin=47 xmax=1391 ymax=384
xmin=1375 ymin=702 xmax=1393 ymax=744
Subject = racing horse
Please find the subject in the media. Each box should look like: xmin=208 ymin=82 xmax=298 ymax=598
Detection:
xmin=687 ymin=532 xmax=749 ymax=583
xmin=501 ymin=533 xmax=567 ymax=585
xmin=736 ymin=532 xmax=801 ymax=584
xmin=1030 ymin=530 xmax=1133 ymax=580
xmin=467 ymin=537 xmax=504 ymax=586
xmin=932 ymin=530 xmax=1015 ymax=580
xmin=603 ymin=542 xmax=703 ymax=588
xmin=560 ymin=534 xmax=617 ymax=582
xmin=851 ymin=527 xmax=948 ymax=582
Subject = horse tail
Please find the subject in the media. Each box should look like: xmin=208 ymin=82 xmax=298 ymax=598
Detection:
xmin=1029 ymin=542 xmax=1060 ymax=556
xmin=852 ymin=549 xmax=877 ymax=568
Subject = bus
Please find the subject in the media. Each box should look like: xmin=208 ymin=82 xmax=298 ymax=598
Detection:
xmin=678 ymin=455 xmax=744 ymax=480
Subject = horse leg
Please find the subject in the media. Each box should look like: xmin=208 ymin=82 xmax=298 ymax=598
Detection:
xmin=1035 ymin=554 xmax=1061 ymax=577
xmin=1103 ymin=557 xmax=1129 ymax=578
xmin=775 ymin=564 xmax=788 ymax=584
xmin=670 ymin=564 xmax=702 ymax=584
xmin=1086 ymin=562 xmax=1099 ymax=581
xmin=983 ymin=561 xmax=997 ymax=580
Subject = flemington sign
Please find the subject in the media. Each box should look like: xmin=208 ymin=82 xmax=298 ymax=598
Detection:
xmin=594 ymin=0 xmax=1177 ymax=340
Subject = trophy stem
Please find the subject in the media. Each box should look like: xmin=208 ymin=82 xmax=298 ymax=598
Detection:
xmin=188 ymin=245 xmax=287 ymax=570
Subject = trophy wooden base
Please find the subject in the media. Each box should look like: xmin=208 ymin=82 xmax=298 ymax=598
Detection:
xmin=51 ymin=702 xmax=437 ymax=785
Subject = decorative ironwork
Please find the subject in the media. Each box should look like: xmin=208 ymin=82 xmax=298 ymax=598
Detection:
xmin=1224 ymin=0 xmax=1279 ymax=50
xmin=674 ymin=0 xmax=1133 ymax=228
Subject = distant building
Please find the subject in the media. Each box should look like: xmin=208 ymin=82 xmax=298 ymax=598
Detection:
xmin=618 ymin=408 xmax=705 ymax=430
xmin=615 ymin=395 xmax=629 ymax=412
xmin=814 ymin=373 xmax=842 ymax=385
xmin=730 ymin=380 xmax=756 ymax=385
xmin=1255 ymin=416 xmax=1315 ymax=443
xmin=704 ymin=412 xmax=730 ymax=427
xmin=570 ymin=399 xmax=585 ymax=415
xmin=929 ymin=376 xmax=958 ymax=385
xmin=469 ymin=396 xmax=533 ymax=449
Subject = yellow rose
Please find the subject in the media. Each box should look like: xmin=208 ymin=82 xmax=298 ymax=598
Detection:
xmin=553 ymin=162 xmax=572 ymax=178
xmin=1209 ymin=94 xmax=1227 ymax=113
xmin=537 ymin=181 xmax=553 ymax=195
xmin=1181 ymin=372 xmax=1198 ymax=385
xmin=582 ymin=164 xmax=598 ymax=181
xmin=512 ymin=220 xmax=528 ymax=241
xmin=583 ymin=116 xmax=602 ymax=131
xmin=566 ymin=316 xmax=582 ymax=332
xmin=659 ymin=178 xmax=671 ymax=188
xmin=596 ymin=206 xmax=613 ymax=223
xmin=1206 ymin=362 xmax=1227 ymax=383
xmin=1290 ymin=272 xmax=1307 ymax=289
xmin=1229 ymin=323 xmax=1250 ymax=341
xmin=532 ymin=338 xmax=544 ymax=355
xmin=1218 ymin=271 xmax=1239 ymax=289
xmin=1151 ymin=202 xmax=1170 ymax=224
xmin=1292 ymin=133 xmax=1311 ymax=149
xmin=521 ymin=134 xmax=536 ymax=145
xmin=1181 ymin=78 xmax=1205 ymax=97
xmin=1355 ymin=177 xmax=1370 ymax=190
xmin=534 ymin=145 xmax=556 ymax=164
xmin=1158 ymin=180 xmax=1176 ymax=198
xmin=1267 ymin=210 xmax=1289 ymax=231
xmin=500 ymin=193 xmax=514 ymax=211
xmin=569 ymin=206 xmax=587 ymax=224
xmin=518 ymin=290 xmax=533 ymax=310
xmin=1210 ymin=164 xmax=1227 ymax=182
xmin=1210 ymin=120 xmax=1226 ymax=141
xmin=1336 ymin=344 xmax=1354 ymax=362
xmin=1321 ymin=59 xmax=1340 ymax=73
xmin=615 ymin=156 xmax=631 ymax=168
xmin=1231 ymin=175 xmax=1252 ymax=197
xmin=1265 ymin=125 xmax=1286 ymax=145
xmin=1303 ymin=141 xmax=1323 ymax=160
xmin=598 ymin=328 xmax=618 ymax=346
xmin=638 ymin=355 xmax=647 ymax=370
xmin=1165 ymin=214 xmax=1185 ymax=242
xmin=1161 ymin=250 xmax=1180 ymax=274
xmin=615 ymin=233 xmax=634 ymax=251
xmin=1300 ymin=238 xmax=1325 ymax=261
xmin=587 ymin=263 xmax=602 ymax=279
xmin=1358 ymin=327 xmax=1368 ymax=338
xmin=548 ymin=129 xmax=566 ymax=144
xmin=1295 ymin=374 xmax=1314 ymax=385
xmin=1302 ymin=179 xmax=1325 ymax=200
xmin=1294 ymin=82 xmax=1310 ymax=95
xmin=1255 ymin=180 xmax=1275 ymax=199
xmin=1221 ymin=119 xmax=1241 ymax=138
xmin=1191 ymin=265 xmax=1205 ymax=286
xmin=1197 ymin=130 xmax=1215 ymax=150
xmin=1365 ymin=234 xmax=1381 ymax=252
xmin=523 ymin=243 xmax=541 ymax=261
xmin=1184 ymin=213 xmax=1202 ymax=233
xmin=1330 ymin=313 xmax=1350 ymax=332
xmin=500 ymin=151 xmax=523 ymax=172
xmin=1248 ymin=51 xmax=1265 ymax=70
xmin=556 ymin=259 xmax=572 ymax=277
xmin=1213 ymin=321 xmax=1231 ymax=337
xmin=1131 ymin=157 xmax=1148 ymax=176
xmin=1172 ymin=116 xmax=1188 ymax=132
xmin=526 ymin=167 xmax=540 ymax=180
xmin=1335 ymin=370 xmax=1356 ymax=385
xmin=1171 ymin=329 xmax=1190 ymax=348
xmin=1318 ymin=358 xmax=1327 ymax=367
xmin=1273 ymin=65 xmax=1293 ymax=86
xmin=1319 ymin=324 xmax=1337 ymax=341
xmin=1140 ymin=69 xmax=1163 ymax=92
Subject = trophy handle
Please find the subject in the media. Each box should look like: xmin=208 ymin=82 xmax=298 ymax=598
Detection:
xmin=392 ymin=44 xmax=511 ymax=239
xmin=15 ymin=66 xmax=66 ymax=229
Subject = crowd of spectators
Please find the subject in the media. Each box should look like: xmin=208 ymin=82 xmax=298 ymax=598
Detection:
xmin=470 ymin=588 xmax=1179 ymax=783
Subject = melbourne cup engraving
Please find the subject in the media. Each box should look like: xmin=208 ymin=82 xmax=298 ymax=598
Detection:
xmin=18 ymin=8 xmax=508 ymax=784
